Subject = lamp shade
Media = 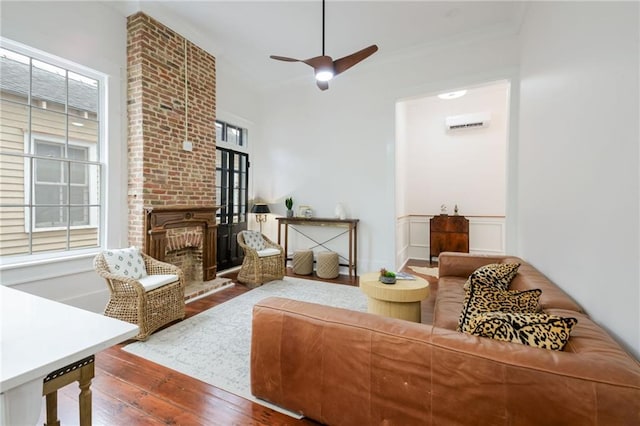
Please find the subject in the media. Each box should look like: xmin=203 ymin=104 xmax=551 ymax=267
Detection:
xmin=251 ymin=203 xmax=271 ymax=214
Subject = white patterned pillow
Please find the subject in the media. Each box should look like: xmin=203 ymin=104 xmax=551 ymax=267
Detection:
xmin=243 ymin=230 xmax=266 ymax=251
xmin=104 ymin=246 xmax=147 ymax=279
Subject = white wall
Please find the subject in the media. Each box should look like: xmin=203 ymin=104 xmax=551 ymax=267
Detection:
xmin=518 ymin=2 xmax=639 ymax=356
xmin=0 ymin=1 xmax=129 ymax=311
xmin=254 ymin=33 xmax=520 ymax=273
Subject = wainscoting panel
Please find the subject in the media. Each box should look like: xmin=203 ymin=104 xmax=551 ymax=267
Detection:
xmin=397 ymin=215 xmax=506 ymax=266
xmin=469 ymin=218 xmax=505 ymax=254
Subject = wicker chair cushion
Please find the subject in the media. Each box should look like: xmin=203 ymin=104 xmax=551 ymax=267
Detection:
xmin=103 ymin=247 xmax=147 ymax=279
xmin=243 ymin=230 xmax=266 ymax=251
xmin=257 ymin=248 xmax=281 ymax=258
xmin=138 ymin=274 xmax=180 ymax=292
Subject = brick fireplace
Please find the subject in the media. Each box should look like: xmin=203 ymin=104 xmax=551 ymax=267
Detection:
xmin=144 ymin=206 xmax=219 ymax=282
xmin=126 ymin=12 xmax=218 ymax=281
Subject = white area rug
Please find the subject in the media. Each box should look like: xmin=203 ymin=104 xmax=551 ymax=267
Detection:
xmin=409 ymin=266 xmax=439 ymax=278
xmin=123 ymin=277 xmax=367 ymax=417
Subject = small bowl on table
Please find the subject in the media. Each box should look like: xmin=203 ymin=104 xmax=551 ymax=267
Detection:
xmin=379 ymin=275 xmax=396 ymax=285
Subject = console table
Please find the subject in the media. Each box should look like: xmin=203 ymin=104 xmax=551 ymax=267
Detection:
xmin=429 ymin=214 xmax=469 ymax=264
xmin=276 ymin=217 xmax=359 ymax=277
xmin=0 ymin=286 xmax=138 ymax=426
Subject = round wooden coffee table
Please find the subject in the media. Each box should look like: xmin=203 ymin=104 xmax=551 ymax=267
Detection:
xmin=359 ymin=272 xmax=430 ymax=322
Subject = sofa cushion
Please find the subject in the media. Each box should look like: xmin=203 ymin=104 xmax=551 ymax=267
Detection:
xmin=243 ymin=230 xmax=266 ymax=251
xmin=467 ymin=311 xmax=578 ymax=351
xmin=463 ymin=262 xmax=521 ymax=291
xmin=457 ymin=278 xmax=541 ymax=332
xmin=433 ymin=276 xmax=468 ymax=330
xmin=103 ymin=246 xmax=147 ymax=279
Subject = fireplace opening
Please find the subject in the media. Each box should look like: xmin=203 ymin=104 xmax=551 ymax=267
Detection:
xmin=165 ymin=228 xmax=204 ymax=285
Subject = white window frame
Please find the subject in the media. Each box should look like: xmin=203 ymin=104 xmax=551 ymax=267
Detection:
xmin=0 ymin=37 xmax=107 ymax=263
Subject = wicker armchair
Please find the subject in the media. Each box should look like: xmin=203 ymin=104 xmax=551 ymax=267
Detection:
xmin=237 ymin=231 xmax=285 ymax=288
xmin=94 ymin=251 xmax=185 ymax=341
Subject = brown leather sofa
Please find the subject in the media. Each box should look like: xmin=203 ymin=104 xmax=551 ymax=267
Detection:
xmin=251 ymin=253 xmax=640 ymax=425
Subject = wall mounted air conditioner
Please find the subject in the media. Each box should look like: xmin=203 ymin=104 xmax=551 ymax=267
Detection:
xmin=445 ymin=112 xmax=491 ymax=130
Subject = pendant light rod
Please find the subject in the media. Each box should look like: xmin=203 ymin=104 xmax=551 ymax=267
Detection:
xmin=322 ymin=0 xmax=325 ymax=56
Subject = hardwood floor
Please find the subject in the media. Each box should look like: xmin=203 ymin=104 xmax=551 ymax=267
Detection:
xmin=40 ymin=262 xmax=437 ymax=425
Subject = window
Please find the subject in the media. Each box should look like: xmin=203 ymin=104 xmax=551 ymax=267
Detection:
xmin=0 ymin=40 xmax=104 ymax=258
xmin=216 ymin=120 xmax=248 ymax=148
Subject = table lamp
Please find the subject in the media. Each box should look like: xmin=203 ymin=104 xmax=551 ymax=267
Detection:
xmin=251 ymin=203 xmax=270 ymax=233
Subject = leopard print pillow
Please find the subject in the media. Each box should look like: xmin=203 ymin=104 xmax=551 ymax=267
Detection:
xmin=467 ymin=312 xmax=578 ymax=351
xmin=457 ymin=277 xmax=541 ymax=333
xmin=463 ymin=262 xmax=521 ymax=291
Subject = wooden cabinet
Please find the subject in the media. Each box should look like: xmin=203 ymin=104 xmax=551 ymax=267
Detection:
xmin=430 ymin=215 xmax=469 ymax=263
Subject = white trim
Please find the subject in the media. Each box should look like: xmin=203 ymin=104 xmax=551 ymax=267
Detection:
xmin=0 ymin=249 xmax=98 ymax=284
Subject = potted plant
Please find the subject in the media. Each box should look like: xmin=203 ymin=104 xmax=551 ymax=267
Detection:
xmin=285 ymin=197 xmax=294 ymax=217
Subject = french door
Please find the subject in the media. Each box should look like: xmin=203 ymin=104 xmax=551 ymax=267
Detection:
xmin=216 ymin=147 xmax=249 ymax=271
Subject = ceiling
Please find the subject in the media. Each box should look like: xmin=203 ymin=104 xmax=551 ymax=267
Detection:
xmin=110 ymin=1 xmax=526 ymax=91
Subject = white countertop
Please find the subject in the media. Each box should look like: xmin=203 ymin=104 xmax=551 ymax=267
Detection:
xmin=1 ymin=285 xmax=139 ymax=393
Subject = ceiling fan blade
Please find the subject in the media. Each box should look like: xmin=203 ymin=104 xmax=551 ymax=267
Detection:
xmin=302 ymin=55 xmax=332 ymax=69
xmin=316 ymin=80 xmax=329 ymax=91
xmin=270 ymin=55 xmax=303 ymax=62
xmin=333 ymin=44 xmax=379 ymax=76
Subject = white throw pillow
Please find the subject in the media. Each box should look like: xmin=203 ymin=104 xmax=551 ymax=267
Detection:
xmin=104 ymin=246 xmax=148 ymax=279
xmin=243 ymin=230 xmax=266 ymax=251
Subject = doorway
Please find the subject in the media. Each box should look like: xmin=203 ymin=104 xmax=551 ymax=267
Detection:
xmin=395 ymin=80 xmax=510 ymax=266
xmin=216 ymin=147 xmax=249 ymax=271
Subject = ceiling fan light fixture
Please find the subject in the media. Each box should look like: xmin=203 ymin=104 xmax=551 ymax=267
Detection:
xmin=270 ymin=0 xmax=378 ymax=90
xmin=315 ymin=68 xmax=334 ymax=82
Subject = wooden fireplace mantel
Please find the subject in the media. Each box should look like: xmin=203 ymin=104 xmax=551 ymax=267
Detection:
xmin=144 ymin=205 xmax=221 ymax=281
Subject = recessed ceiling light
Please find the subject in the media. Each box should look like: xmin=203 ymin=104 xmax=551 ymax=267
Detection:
xmin=438 ymin=90 xmax=467 ymax=100
xmin=71 ymin=121 xmax=84 ymax=127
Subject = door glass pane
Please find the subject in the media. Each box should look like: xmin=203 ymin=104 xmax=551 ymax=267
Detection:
xmin=241 ymin=128 xmax=248 ymax=147
xmin=227 ymin=126 xmax=239 ymax=145
xmin=215 ymin=121 xmax=224 ymax=142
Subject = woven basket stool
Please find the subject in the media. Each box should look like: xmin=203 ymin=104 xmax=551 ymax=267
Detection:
xmin=316 ymin=251 xmax=339 ymax=279
xmin=292 ymin=250 xmax=314 ymax=275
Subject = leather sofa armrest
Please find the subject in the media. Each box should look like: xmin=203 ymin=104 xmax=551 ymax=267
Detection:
xmin=251 ymin=297 xmax=435 ymax=425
